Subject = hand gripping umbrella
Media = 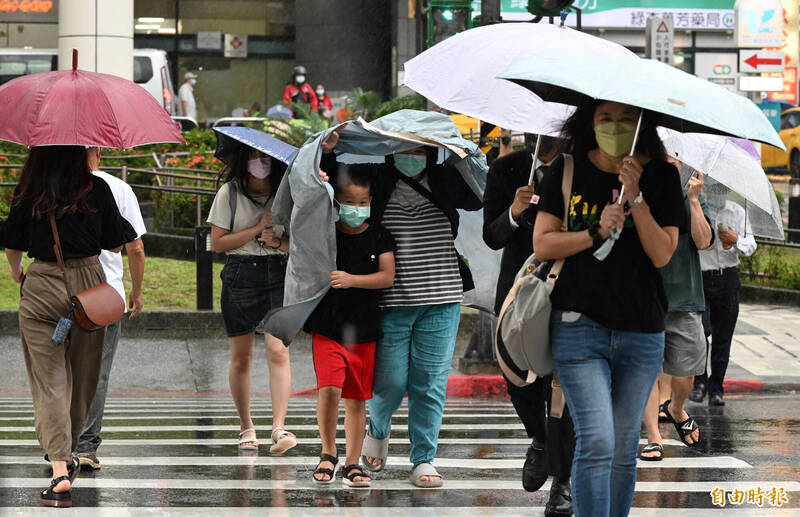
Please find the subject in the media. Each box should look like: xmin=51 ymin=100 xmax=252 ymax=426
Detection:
xmin=0 ymin=49 xmax=184 ymax=148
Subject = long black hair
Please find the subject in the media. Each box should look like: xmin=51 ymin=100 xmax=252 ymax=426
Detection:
xmin=561 ymin=99 xmax=666 ymax=161
xmin=216 ymin=144 xmax=287 ymax=204
xmin=13 ymin=146 xmax=93 ymax=219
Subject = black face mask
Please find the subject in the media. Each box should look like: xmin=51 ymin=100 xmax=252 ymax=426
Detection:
xmin=524 ymin=134 xmax=556 ymax=159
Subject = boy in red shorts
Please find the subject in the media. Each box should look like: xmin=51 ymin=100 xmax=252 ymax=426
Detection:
xmin=304 ymin=166 xmax=396 ymax=487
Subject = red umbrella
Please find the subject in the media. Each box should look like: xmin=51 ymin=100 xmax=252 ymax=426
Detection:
xmin=0 ymin=49 xmax=184 ymax=148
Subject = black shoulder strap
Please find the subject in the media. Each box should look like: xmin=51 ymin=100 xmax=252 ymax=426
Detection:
xmin=391 ymin=168 xmax=457 ymax=235
xmin=228 ymin=181 xmax=238 ymax=231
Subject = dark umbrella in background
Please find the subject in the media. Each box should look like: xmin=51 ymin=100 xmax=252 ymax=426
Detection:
xmin=212 ymin=126 xmax=298 ymax=166
xmin=0 ymin=49 xmax=184 ymax=148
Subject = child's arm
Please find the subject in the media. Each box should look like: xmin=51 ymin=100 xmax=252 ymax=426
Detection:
xmin=330 ymin=251 xmax=395 ymax=290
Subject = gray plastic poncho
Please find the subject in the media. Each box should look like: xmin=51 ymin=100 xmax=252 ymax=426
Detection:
xmin=259 ymin=109 xmax=496 ymax=344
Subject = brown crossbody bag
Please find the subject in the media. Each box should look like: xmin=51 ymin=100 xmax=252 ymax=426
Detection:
xmin=49 ymin=216 xmax=125 ymax=332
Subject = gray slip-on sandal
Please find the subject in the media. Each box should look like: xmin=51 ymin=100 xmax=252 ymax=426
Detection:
xmin=410 ymin=462 xmax=443 ymax=488
xmin=360 ymin=431 xmax=389 ymax=473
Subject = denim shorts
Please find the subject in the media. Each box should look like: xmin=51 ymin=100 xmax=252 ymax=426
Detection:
xmin=220 ymin=254 xmax=286 ymax=338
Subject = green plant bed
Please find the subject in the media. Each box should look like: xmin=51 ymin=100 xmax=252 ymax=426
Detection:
xmin=740 ymin=245 xmax=800 ymax=290
xmin=0 ymin=256 xmax=223 ymax=311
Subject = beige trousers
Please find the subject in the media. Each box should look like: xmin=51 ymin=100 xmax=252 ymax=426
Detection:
xmin=18 ymin=257 xmax=106 ymax=462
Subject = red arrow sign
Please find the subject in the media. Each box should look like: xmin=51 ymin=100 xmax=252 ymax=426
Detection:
xmin=745 ymin=54 xmax=784 ymax=69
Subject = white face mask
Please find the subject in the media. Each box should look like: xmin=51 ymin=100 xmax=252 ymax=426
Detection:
xmin=295 ymin=75 xmax=306 ymax=84
xmin=316 ymin=89 xmax=325 ymax=97
xmin=190 ymin=78 xmax=197 ymax=86
xmin=248 ymin=157 xmax=271 ymax=179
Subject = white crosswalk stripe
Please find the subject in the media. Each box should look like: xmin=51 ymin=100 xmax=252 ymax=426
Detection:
xmin=0 ymin=395 xmax=792 ymax=515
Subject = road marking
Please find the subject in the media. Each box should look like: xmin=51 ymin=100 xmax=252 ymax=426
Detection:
xmin=1 ymin=508 xmax=798 ymax=517
xmin=4 ymin=477 xmax=787 ymax=490
xmin=0 ymin=438 xmax=687 ymax=448
xmin=0 ymin=455 xmax=744 ymax=469
xmin=0 ymin=412 xmax=522 ymax=421
xmin=0 ymin=423 xmax=531 ymax=432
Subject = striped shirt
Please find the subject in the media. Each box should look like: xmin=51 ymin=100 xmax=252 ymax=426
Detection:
xmin=380 ymin=180 xmax=463 ymax=307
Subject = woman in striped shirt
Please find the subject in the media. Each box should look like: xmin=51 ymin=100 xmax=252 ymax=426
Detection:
xmin=321 ymin=135 xmax=482 ymax=487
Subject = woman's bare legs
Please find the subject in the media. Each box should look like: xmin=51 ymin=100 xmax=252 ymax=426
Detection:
xmin=265 ymin=334 xmax=291 ymax=432
xmin=229 ymin=333 xmax=257 ymax=446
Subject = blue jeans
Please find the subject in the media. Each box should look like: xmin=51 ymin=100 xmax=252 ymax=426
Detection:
xmin=551 ymin=311 xmax=664 ymax=517
xmin=368 ymin=303 xmax=460 ymax=467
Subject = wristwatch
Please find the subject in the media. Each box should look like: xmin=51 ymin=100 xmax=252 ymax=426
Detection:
xmin=629 ymin=191 xmax=645 ymax=209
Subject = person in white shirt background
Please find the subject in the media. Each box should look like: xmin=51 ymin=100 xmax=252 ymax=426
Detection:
xmin=75 ymin=147 xmax=147 ymax=470
xmin=179 ymin=72 xmax=198 ymax=122
xmin=691 ymin=199 xmax=756 ymax=407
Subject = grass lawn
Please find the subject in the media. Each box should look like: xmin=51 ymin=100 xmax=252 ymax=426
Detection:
xmin=0 ymin=256 xmax=223 ymax=311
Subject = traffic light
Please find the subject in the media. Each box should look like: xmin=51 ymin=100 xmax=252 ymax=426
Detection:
xmin=527 ymin=0 xmax=573 ymax=17
xmin=428 ymin=0 xmax=473 ymax=47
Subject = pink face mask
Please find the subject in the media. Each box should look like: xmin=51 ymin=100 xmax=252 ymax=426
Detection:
xmin=248 ymin=157 xmax=271 ymax=179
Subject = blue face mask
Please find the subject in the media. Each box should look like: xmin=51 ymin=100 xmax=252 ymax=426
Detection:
xmin=338 ymin=203 xmax=370 ymax=227
xmin=394 ymin=154 xmax=427 ymax=177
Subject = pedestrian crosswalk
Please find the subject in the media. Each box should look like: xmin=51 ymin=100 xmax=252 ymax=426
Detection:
xmin=0 ymin=395 xmax=797 ymax=516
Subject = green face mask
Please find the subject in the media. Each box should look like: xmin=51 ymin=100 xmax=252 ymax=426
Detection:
xmin=394 ymin=154 xmax=427 ymax=177
xmin=594 ymin=121 xmax=637 ymax=157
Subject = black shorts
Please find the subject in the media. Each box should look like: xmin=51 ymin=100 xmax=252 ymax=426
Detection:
xmin=220 ymin=254 xmax=286 ymax=338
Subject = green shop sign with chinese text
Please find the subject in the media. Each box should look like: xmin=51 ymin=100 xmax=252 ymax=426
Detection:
xmin=470 ymin=0 xmax=736 ymax=29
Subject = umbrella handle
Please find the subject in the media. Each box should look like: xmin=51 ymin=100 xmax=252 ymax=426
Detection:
xmin=72 ymin=49 xmax=78 ymax=71
xmin=527 ymin=134 xmax=542 ymax=185
xmin=618 ymin=111 xmax=644 ymax=205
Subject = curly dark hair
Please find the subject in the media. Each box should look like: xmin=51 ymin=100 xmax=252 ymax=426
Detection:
xmin=216 ymin=145 xmax=287 ymax=204
xmin=560 ymin=99 xmax=666 ymax=161
xmin=13 ymin=146 xmax=94 ymax=219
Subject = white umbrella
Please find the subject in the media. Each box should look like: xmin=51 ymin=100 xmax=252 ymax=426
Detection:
xmin=661 ymin=129 xmax=783 ymax=239
xmin=402 ymin=23 xmax=636 ymax=136
xmin=660 ymin=129 xmax=776 ymax=213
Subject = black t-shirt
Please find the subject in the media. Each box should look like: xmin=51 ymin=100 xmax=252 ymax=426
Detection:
xmin=304 ymin=223 xmax=396 ymax=344
xmin=538 ymin=153 xmax=685 ymax=333
xmin=2 ymin=178 xmax=137 ymax=261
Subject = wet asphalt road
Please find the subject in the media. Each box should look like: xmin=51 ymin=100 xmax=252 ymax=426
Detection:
xmin=0 ymin=391 xmax=798 ymax=516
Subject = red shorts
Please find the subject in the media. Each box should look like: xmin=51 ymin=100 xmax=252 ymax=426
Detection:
xmin=312 ymin=334 xmax=376 ymax=400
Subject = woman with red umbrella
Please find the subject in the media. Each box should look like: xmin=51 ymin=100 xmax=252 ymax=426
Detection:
xmin=3 ymin=146 xmax=137 ymax=507
xmin=0 ymin=50 xmax=183 ymax=507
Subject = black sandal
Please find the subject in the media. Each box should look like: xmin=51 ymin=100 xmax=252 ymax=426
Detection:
xmin=658 ymin=401 xmax=670 ymax=423
xmin=312 ymin=453 xmax=339 ymax=485
xmin=639 ymin=442 xmax=663 ymax=461
xmin=68 ymin=455 xmax=80 ymax=484
xmin=663 ymin=399 xmax=700 ymax=447
xmin=40 ymin=475 xmax=72 ymax=507
xmin=342 ymin=463 xmax=371 ymax=487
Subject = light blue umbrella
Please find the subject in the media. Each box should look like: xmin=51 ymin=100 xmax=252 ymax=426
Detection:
xmin=498 ymin=49 xmax=785 ymax=150
xmin=213 ymin=126 xmax=298 ymax=166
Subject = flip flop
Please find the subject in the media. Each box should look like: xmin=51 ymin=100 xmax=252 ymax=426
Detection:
xmin=270 ymin=427 xmax=297 ymax=454
xmin=361 ymin=431 xmax=389 ymax=473
xmin=410 ymin=462 xmax=443 ymax=488
xmin=663 ymin=399 xmax=700 ymax=447
xmin=639 ymin=442 xmax=663 ymax=461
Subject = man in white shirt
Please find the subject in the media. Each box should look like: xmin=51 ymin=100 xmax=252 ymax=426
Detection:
xmin=76 ymin=148 xmax=147 ymax=469
xmin=691 ymin=199 xmax=756 ymax=407
xmin=178 ymin=72 xmax=198 ymax=121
